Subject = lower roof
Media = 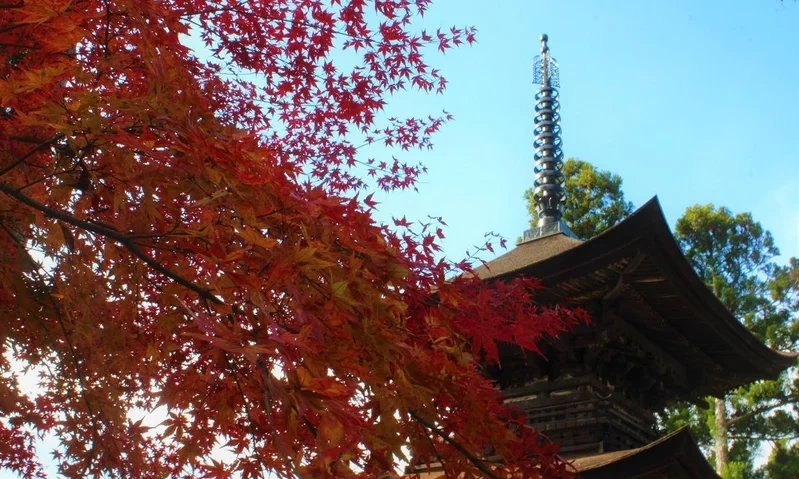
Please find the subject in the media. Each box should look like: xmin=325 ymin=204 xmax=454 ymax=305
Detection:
xmin=406 ymin=428 xmax=716 ymax=479
xmin=571 ymin=427 xmax=718 ymax=478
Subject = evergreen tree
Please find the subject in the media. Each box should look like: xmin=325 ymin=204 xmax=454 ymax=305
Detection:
xmin=523 ymin=158 xmax=633 ymax=239
xmin=666 ymin=206 xmax=799 ymax=478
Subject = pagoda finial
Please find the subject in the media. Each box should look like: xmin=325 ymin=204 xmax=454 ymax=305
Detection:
xmin=539 ymin=34 xmax=552 ymax=83
xmin=521 ymin=34 xmax=576 ymax=243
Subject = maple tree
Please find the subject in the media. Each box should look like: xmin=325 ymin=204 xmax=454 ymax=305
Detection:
xmin=0 ymin=1 xmax=587 ymax=478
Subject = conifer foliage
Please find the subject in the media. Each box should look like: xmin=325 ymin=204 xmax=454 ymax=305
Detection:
xmin=0 ymin=1 xmax=586 ymax=477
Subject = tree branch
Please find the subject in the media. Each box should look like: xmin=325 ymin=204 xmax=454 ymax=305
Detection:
xmin=729 ymin=432 xmax=799 ymax=442
xmin=179 ymin=6 xmax=369 ymax=44
xmin=727 ymin=398 xmax=797 ymax=428
xmin=0 ymin=133 xmax=64 ymax=177
xmin=256 ymin=358 xmax=299 ymax=479
xmin=409 ymin=410 xmax=500 ymax=479
xmin=224 ymin=353 xmax=270 ymax=471
xmin=0 ymin=180 xmax=222 ymax=304
xmin=418 ymin=423 xmax=455 ymax=479
xmin=0 ymin=223 xmax=122 ymax=472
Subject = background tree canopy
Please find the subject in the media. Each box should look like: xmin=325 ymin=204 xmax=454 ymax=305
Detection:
xmin=523 ymin=158 xmax=634 ymax=239
xmin=669 ymin=205 xmax=799 ymax=479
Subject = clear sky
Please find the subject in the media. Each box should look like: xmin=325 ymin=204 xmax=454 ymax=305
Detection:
xmin=369 ymin=0 xmax=799 ymax=265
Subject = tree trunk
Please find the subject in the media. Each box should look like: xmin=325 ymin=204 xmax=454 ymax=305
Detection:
xmin=714 ymin=396 xmax=730 ymax=476
xmin=710 ymin=273 xmax=731 ymax=476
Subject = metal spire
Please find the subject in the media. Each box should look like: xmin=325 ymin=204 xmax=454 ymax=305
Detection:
xmin=522 ymin=34 xmax=577 ymax=243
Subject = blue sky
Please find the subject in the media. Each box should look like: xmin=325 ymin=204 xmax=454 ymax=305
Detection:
xmin=369 ymin=0 xmax=799 ymax=264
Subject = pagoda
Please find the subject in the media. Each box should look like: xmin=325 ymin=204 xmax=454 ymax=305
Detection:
xmin=408 ymin=34 xmax=797 ymax=478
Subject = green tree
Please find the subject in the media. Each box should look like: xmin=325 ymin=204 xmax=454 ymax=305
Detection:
xmin=666 ymin=205 xmax=799 ymax=478
xmin=760 ymin=440 xmax=799 ymax=479
xmin=523 ymin=158 xmax=634 ymax=239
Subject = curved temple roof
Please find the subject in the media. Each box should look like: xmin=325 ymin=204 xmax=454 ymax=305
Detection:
xmin=476 ymin=197 xmax=796 ymax=394
xmin=572 ymin=427 xmax=719 ymax=478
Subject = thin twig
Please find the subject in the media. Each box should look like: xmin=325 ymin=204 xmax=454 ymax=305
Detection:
xmin=256 ymin=358 xmax=299 ymax=479
xmin=409 ymin=410 xmax=500 ymax=479
xmin=0 ymin=133 xmax=64 ymax=177
xmin=727 ymin=398 xmax=797 ymax=428
xmin=225 ymin=354 xmax=268 ymax=479
xmin=0 ymin=180 xmax=222 ymax=303
xmin=0 ymin=223 xmax=123 ymax=474
xmin=419 ymin=423 xmax=454 ymax=479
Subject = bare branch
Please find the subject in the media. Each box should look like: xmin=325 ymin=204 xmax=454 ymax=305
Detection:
xmin=727 ymin=398 xmax=798 ymax=428
xmin=0 ymin=133 xmax=64 ymax=177
xmin=418 ymin=422 xmax=455 ymax=479
xmin=256 ymin=358 xmax=299 ymax=479
xmin=225 ymin=354 xmax=269 ymax=478
xmin=409 ymin=410 xmax=500 ymax=479
xmin=0 ymin=179 xmax=223 ymax=304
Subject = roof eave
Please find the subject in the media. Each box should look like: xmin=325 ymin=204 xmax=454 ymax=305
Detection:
xmin=488 ymin=196 xmax=796 ymax=380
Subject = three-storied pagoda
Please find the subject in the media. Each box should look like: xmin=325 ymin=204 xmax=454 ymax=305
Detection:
xmin=409 ymin=34 xmax=796 ymax=478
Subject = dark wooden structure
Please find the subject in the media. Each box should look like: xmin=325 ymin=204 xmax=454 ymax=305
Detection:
xmin=572 ymin=427 xmax=719 ymax=478
xmin=468 ymin=197 xmax=797 ymax=477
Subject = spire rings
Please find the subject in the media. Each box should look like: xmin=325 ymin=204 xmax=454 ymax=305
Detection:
xmin=533 ymin=85 xmax=565 ymax=225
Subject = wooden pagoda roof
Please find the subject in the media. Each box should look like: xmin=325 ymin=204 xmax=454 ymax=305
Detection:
xmin=406 ymin=427 xmax=716 ymax=479
xmin=475 ymin=197 xmax=797 ymax=397
xmin=571 ymin=426 xmax=718 ymax=478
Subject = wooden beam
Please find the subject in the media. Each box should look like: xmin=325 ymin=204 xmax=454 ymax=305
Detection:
xmin=623 ymin=285 xmax=725 ymax=383
xmin=631 ymin=276 xmax=666 ymax=284
xmin=603 ymin=251 xmax=647 ymax=301
xmin=613 ymin=316 xmax=688 ymax=387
